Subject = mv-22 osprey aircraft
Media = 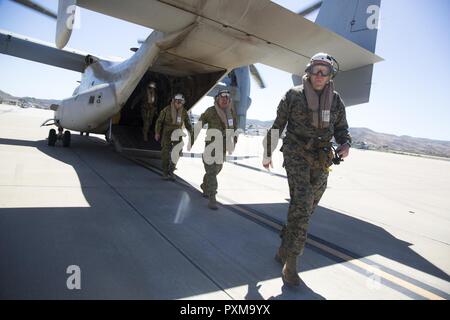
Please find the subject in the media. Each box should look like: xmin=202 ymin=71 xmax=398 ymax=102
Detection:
xmin=0 ymin=0 xmax=382 ymax=152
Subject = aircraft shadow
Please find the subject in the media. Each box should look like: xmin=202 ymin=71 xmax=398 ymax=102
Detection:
xmin=0 ymin=136 xmax=448 ymax=300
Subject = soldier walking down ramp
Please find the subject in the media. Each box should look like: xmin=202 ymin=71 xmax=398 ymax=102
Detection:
xmin=263 ymin=53 xmax=351 ymax=286
xmin=155 ymin=93 xmax=193 ymax=180
xmin=192 ymin=89 xmax=238 ymax=210
xmin=142 ymin=82 xmax=157 ymax=142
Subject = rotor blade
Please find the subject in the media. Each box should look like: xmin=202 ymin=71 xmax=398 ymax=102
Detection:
xmin=249 ymin=64 xmax=266 ymax=89
xmin=298 ymin=1 xmax=322 ymax=16
xmin=12 ymin=0 xmax=57 ymax=19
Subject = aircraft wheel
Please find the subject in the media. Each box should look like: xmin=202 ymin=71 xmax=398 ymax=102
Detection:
xmin=63 ymin=131 xmax=71 ymax=147
xmin=48 ymin=129 xmax=57 ymax=146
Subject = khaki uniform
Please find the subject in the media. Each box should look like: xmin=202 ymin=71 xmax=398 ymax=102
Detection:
xmin=155 ymin=105 xmax=193 ymax=176
xmin=142 ymin=87 xmax=156 ymax=141
xmin=265 ymin=85 xmax=351 ymax=256
xmin=197 ymin=106 xmax=238 ymax=197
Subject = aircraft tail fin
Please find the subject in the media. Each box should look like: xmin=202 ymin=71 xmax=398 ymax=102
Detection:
xmin=315 ymin=0 xmax=381 ymax=53
xmin=312 ymin=0 xmax=381 ymax=106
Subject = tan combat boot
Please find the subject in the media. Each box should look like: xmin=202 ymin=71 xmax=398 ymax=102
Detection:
xmin=274 ymin=246 xmax=287 ymax=265
xmin=208 ymin=195 xmax=218 ymax=210
xmin=282 ymin=255 xmax=301 ymax=287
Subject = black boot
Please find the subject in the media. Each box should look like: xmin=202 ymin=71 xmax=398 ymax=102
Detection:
xmin=162 ymin=173 xmax=170 ymax=181
xmin=208 ymin=195 xmax=218 ymax=210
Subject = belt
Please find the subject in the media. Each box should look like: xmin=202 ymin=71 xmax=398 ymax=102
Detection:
xmin=289 ymin=136 xmax=332 ymax=151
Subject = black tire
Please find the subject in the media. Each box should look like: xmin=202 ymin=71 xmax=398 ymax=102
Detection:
xmin=63 ymin=131 xmax=71 ymax=147
xmin=48 ymin=129 xmax=57 ymax=146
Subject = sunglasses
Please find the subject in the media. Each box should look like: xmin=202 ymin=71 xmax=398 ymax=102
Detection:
xmin=309 ymin=64 xmax=333 ymax=77
xmin=174 ymin=99 xmax=185 ymax=104
xmin=218 ymin=93 xmax=230 ymax=98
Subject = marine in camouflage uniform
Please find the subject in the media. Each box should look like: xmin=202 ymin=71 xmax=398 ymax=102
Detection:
xmin=194 ymin=89 xmax=238 ymax=210
xmin=263 ymin=53 xmax=351 ymax=286
xmin=142 ymin=82 xmax=157 ymax=142
xmin=155 ymin=93 xmax=193 ymax=180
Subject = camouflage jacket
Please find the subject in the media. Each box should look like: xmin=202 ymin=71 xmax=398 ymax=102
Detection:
xmin=155 ymin=105 xmax=193 ymax=141
xmin=265 ymin=85 xmax=351 ymax=158
xmin=197 ymin=106 xmax=238 ymax=147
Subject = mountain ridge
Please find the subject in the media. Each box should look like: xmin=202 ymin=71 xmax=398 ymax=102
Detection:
xmin=2 ymin=89 xmax=448 ymax=158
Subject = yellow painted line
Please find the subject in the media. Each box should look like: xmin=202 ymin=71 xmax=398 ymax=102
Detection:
xmin=129 ymin=156 xmax=446 ymax=300
xmin=307 ymin=238 xmax=445 ymax=300
xmin=228 ymin=202 xmax=446 ymax=301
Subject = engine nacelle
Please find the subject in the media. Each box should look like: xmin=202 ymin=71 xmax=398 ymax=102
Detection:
xmin=56 ymin=83 xmax=118 ymax=133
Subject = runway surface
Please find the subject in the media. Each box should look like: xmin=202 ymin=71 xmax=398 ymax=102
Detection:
xmin=1 ymin=104 xmax=449 ymax=299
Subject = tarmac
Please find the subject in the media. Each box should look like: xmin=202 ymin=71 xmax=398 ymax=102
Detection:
xmin=0 ymin=103 xmax=449 ymax=300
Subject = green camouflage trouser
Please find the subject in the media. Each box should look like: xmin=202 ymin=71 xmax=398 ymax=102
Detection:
xmin=161 ymin=134 xmax=182 ymax=176
xmin=142 ymin=103 xmax=155 ymax=140
xmin=281 ymin=151 xmax=329 ymax=256
xmin=200 ymin=153 xmax=225 ymax=197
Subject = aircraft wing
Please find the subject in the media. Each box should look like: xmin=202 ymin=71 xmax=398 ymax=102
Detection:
xmin=77 ymin=0 xmax=383 ymax=74
xmin=0 ymin=29 xmax=112 ymax=73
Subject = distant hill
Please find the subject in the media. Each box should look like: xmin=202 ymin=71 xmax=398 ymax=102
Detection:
xmin=242 ymin=118 xmax=450 ymax=158
xmin=245 ymin=119 xmax=274 ymax=129
xmin=0 ymin=89 xmax=15 ymax=101
xmin=2 ymin=89 xmax=448 ymax=158
xmin=348 ymin=127 xmax=450 ymax=158
xmin=0 ymin=89 xmax=60 ymax=109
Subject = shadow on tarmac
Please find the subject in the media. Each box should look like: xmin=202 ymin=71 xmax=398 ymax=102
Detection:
xmin=0 ymin=136 xmax=448 ymax=300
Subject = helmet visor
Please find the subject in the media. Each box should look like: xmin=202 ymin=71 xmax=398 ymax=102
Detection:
xmin=309 ymin=64 xmax=333 ymax=77
xmin=216 ymin=89 xmax=230 ymax=98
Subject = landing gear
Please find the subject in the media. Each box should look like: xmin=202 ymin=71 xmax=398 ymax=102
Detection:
xmin=47 ymin=127 xmax=71 ymax=147
xmin=63 ymin=131 xmax=71 ymax=147
xmin=48 ymin=129 xmax=57 ymax=146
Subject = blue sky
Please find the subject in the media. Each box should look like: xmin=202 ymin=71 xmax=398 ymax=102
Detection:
xmin=0 ymin=0 xmax=449 ymax=141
